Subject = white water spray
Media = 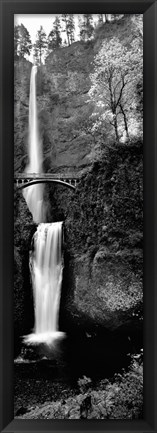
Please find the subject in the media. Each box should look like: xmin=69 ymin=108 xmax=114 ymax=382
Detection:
xmin=23 ymin=65 xmax=45 ymax=223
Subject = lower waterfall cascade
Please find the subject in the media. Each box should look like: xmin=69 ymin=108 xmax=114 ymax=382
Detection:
xmin=24 ymin=221 xmax=65 ymax=345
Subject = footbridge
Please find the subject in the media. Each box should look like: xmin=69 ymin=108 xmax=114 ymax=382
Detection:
xmin=14 ymin=172 xmax=80 ymax=190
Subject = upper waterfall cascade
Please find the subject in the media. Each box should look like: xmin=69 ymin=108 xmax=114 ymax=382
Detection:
xmin=23 ymin=65 xmax=45 ymax=223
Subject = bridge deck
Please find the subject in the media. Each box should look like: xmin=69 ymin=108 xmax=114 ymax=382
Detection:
xmin=14 ymin=172 xmax=80 ymax=180
xmin=14 ymin=172 xmax=80 ymax=190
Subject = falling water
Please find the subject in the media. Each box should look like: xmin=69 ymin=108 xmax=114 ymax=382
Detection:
xmin=23 ymin=66 xmax=65 ymax=345
xmin=23 ymin=65 xmax=45 ymax=223
xmin=24 ymin=222 xmax=64 ymax=344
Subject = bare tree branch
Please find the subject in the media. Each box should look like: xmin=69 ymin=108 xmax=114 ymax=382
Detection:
xmin=116 ymin=74 xmax=126 ymax=108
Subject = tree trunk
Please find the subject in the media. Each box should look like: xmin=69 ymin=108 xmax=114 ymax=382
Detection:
xmin=40 ymin=48 xmax=42 ymax=65
xmin=120 ymin=104 xmax=129 ymax=139
xmin=105 ymin=14 xmax=109 ymax=23
xmin=113 ymin=113 xmax=119 ymax=142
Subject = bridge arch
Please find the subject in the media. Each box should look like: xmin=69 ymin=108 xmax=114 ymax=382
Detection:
xmin=17 ymin=179 xmax=76 ymax=190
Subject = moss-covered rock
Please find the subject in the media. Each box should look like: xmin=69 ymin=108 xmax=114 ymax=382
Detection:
xmin=63 ymin=249 xmax=142 ymax=331
xmin=64 ymin=140 xmax=143 ymax=331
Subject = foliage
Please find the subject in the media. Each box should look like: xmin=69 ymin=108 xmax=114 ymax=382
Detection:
xmin=78 ymin=376 xmax=92 ymax=393
xmin=97 ymin=14 xmax=104 ymax=24
xmin=89 ymin=19 xmax=143 ymax=141
xmin=61 ymin=14 xmax=75 ymax=46
xmin=14 ymin=24 xmax=32 ymax=58
xmin=79 ymin=14 xmax=94 ymax=41
xmin=14 ymin=26 xmax=20 ymax=58
xmin=34 ymin=26 xmax=47 ymax=64
xmin=15 ymin=357 xmax=143 ymax=419
xmin=65 ymin=140 xmax=143 ymax=255
xmin=48 ymin=17 xmax=62 ymax=50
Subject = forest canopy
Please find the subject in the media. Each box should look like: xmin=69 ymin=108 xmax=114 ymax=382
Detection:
xmin=14 ymin=14 xmax=127 ymax=62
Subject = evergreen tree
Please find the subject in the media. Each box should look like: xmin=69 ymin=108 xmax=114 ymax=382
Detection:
xmin=62 ymin=14 xmax=75 ymax=45
xmin=62 ymin=14 xmax=70 ymax=45
xmin=111 ymin=14 xmax=124 ymax=21
xmin=67 ymin=15 xmax=75 ymax=44
xmin=48 ymin=16 xmax=62 ymax=50
xmin=33 ymin=44 xmax=40 ymax=65
xmin=34 ymin=26 xmax=47 ymax=65
xmin=14 ymin=25 xmax=19 ymax=57
xmin=63 ymin=39 xmax=67 ymax=47
xmin=79 ymin=14 xmax=94 ymax=41
xmin=14 ymin=24 xmax=32 ymax=58
xmin=98 ymin=14 xmax=104 ymax=24
xmin=104 ymin=14 xmax=111 ymax=23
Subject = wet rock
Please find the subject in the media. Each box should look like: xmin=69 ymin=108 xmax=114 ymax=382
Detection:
xmin=15 ymin=406 xmax=28 ymax=416
xmin=65 ymin=249 xmax=143 ymax=331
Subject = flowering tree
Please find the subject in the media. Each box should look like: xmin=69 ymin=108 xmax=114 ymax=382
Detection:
xmin=89 ymin=33 xmax=143 ymax=142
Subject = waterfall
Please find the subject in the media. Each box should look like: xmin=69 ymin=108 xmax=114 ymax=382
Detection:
xmin=23 ymin=65 xmax=45 ymax=223
xmin=23 ymin=66 xmax=65 ymax=345
xmin=24 ymin=222 xmax=64 ymax=344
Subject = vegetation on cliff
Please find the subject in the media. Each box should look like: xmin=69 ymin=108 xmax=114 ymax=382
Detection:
xmin=63 ymin=139 xmax=143 ymax=330
xmin=65 ymin=139 xmax=143 ymax=254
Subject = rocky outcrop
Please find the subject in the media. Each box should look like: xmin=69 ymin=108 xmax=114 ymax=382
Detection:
xmin=14 ymin=42 xmax=94 ymax=175
xmin=63 ymin=249 xmax=143 ymax=332
xmin=64 ymin=141 xmax=143 ymax=332
xmin=14 ymin=188 xmax=35 ymax=346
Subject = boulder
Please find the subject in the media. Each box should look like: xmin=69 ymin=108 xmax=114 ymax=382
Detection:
xmin=64 ymin=248 xmax=143 ymax=332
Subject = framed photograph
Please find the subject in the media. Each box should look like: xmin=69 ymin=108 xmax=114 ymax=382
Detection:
xmin=0 ymin=0 xmax=157 ymax=432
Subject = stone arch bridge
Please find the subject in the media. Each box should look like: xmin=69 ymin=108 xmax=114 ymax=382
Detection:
xmin=14 ymin=172 xmax=80 ymax=190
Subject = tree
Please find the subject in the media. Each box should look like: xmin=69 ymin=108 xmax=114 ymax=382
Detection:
xmin=62 ymin=14 xmax=75 ymax=45
xmin=48 ymin=16 xmax=62 ymax=50
xmin=79 ymin=14 xmax=94 ymax=41
xmin=89 ymin=35 xmax=143 ymax=142
xmin=67 ymin=15 xmax=75 ymax=44
xmin=34 ymin=26 xmax=47 ymax=65
xmin=33 ymin=44 xmax=40 ymax=65
xmin=14 ymin=25 xmax=19 ymax=57
xmin=111 ymin=14 xmax=124 ymax=21
xmin=97 ymin=14 xmax=104 ymax=24
xmin=104 ymin=14 xmax=110 ymax=23
xmin=14 ymin=24 xmax=32 ymax=58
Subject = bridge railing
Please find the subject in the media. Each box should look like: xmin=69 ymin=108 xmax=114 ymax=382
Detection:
xmin=14 ymin=172 xmax=81 ymax=189
xmin=14 ymin=172 xmax=80 ymax=180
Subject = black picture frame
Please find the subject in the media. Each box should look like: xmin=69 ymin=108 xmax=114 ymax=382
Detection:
xmin=0 ymin=1 xmax=157 ymax=432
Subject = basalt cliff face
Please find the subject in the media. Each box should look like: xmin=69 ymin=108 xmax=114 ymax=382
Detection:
xmin=14 ymin=41 xmax=94 ymax=175
xmin=63 ymin=141 xmax=143 ymax=333
xmin=14 ymin=15 xmax=143 ymax=343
